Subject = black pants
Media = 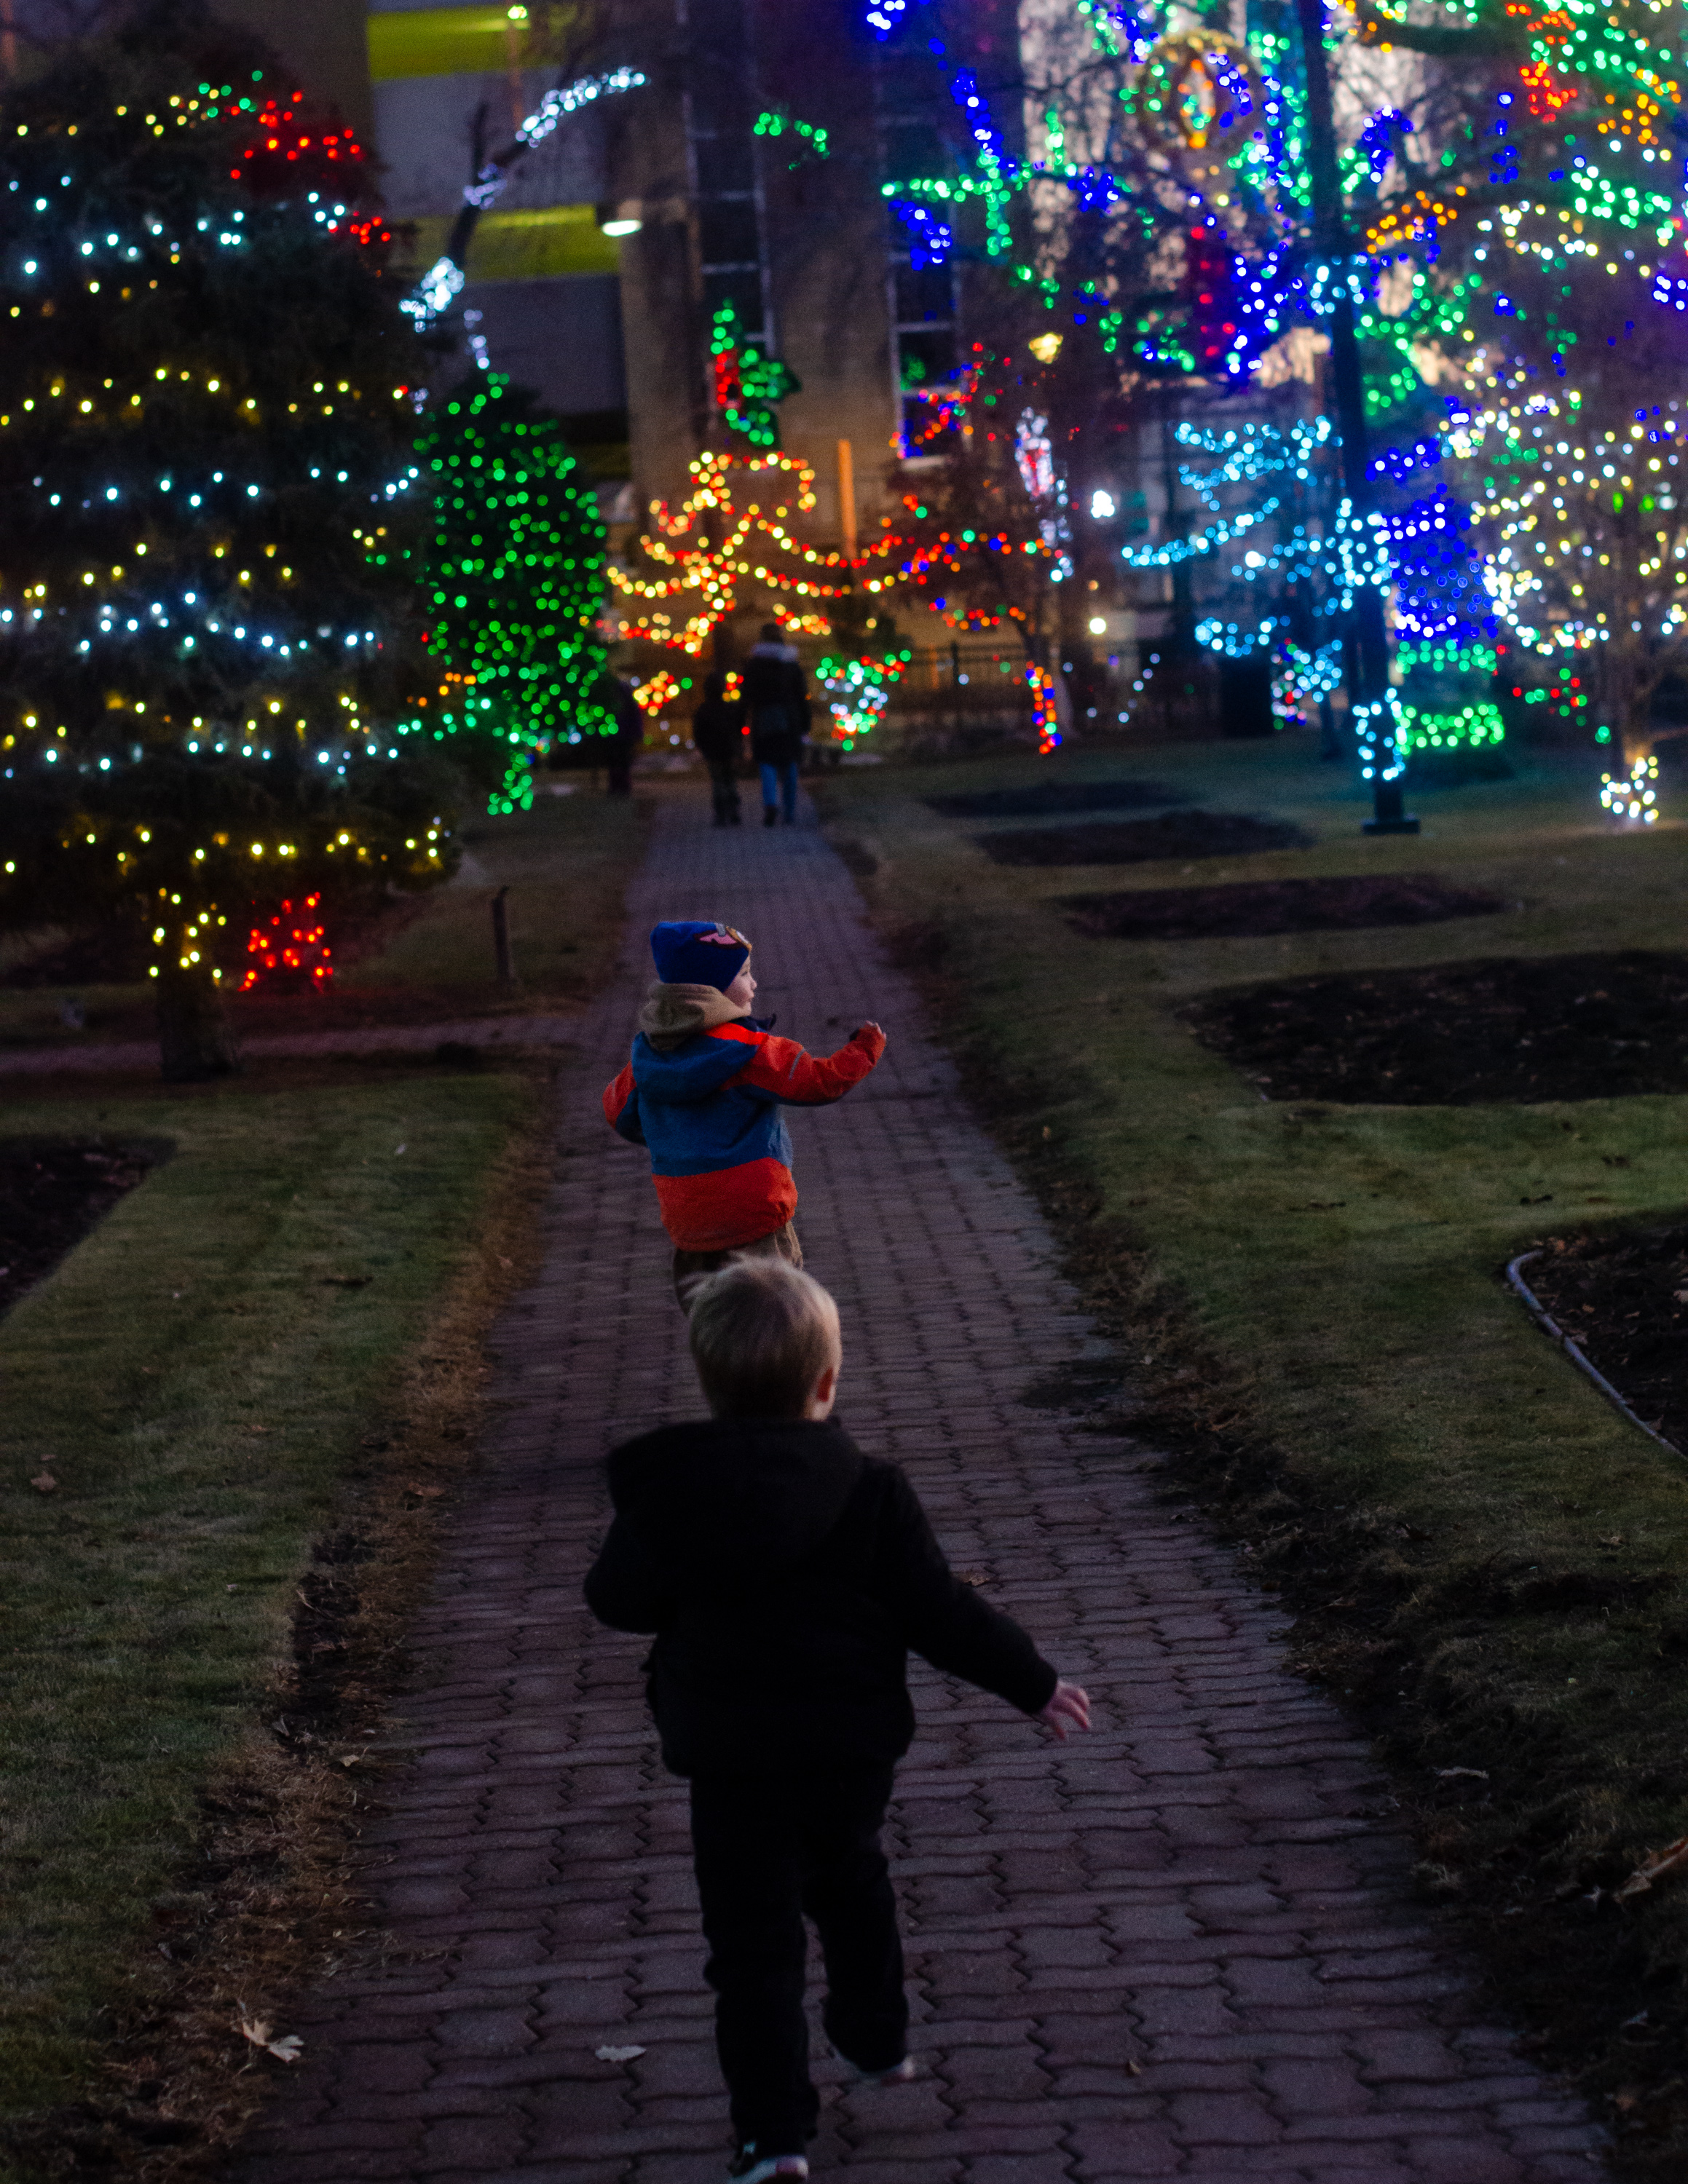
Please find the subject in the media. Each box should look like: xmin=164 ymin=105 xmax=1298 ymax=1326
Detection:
xmin=707 ymin=759 xmax=742 ymax=823
xmin=689 ymin=1766 xmax=907 ymax=2151
xmin=606 ymin=758 xmax=633 ymax=795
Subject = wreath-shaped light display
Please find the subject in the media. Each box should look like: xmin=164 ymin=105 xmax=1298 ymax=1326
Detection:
xmin=1137 ymin=31 xmax=1266 ymax=182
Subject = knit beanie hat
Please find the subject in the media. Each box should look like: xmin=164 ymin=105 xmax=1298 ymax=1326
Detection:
xmin=650 ymin=919 xmax=752 ymax=992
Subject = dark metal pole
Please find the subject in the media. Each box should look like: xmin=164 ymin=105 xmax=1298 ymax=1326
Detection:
xmin=491 ymin=886 xmax=514 ymax=983
xmin=1294 ymin=0 xmax=1418 ymax=833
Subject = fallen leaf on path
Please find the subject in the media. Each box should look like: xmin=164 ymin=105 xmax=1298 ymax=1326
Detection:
xmin=1614 ymin=1836 xmax=1688 ymax=1904
xmin=405 ymin=1482 xmax=445 ymax=1499
xmin=1435 ymin=1767 xmax=1489 ymax=1783
xmin=596 ymin=2045 xmax=646 ymax=2064
xmin=29 ymin=1472 xmax=57 ymax=1493
xmin=238 ymin=2016 xmax=303 ymax=2062
xmin=957 ymin=1570 xmax=990 ymax=1587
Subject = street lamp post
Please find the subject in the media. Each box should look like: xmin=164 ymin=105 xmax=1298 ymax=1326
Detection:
xmin=1293 ymin=0 xmax=1419 ymax=834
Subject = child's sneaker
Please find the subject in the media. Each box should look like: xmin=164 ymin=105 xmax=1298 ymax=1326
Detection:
xmin=727 ymin=2150 xmax=808 ymax=2182
xmin=835 ymin=2051 xmax=918 ymax=2088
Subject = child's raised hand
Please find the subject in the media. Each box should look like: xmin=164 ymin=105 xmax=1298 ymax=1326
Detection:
xmin=1038 ymin=1680 xmax=1092 ymax=1741
xmin=853 ymin=1021 xmax=886 ymax=1044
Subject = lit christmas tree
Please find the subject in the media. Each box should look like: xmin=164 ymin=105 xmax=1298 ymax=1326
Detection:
xmin=0 ymin=13 xmax=449 ymax=1077
xmin=414 ymin=371 xmax=611 ymax=814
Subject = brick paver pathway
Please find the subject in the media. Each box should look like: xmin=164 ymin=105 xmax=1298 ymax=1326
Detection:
xmin=232 ymin=801 xmax=1604 ymax=2184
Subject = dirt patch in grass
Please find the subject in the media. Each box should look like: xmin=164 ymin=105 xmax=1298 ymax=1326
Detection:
xmin=926 ymin=779 xmax=1176 ymax=818
xmin=0 ymin=1143 xmax=160 ymax=1318
xmin=1062 ymin=872 xmax=1509 ymax=942
xmin=1523 ymin=1225 xmax=1688 ymax=1455
xmin=1184 ymin=950 xmax=1688 ymax=1104
xmin=975 ymin=808 xmax=1313 ymax=866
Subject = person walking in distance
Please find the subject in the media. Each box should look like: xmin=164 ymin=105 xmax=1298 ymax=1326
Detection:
xmin=744 ymin=622 xmax=807 ymax=827
xmin=693 ymin=670 xmax=747 ymax=827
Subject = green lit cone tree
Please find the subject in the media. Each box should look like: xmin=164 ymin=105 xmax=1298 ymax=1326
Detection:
xmin=414 ymin=373 xmax=610 ymax=812
xmin=0 ymin=6 xmax=451 ymax=1080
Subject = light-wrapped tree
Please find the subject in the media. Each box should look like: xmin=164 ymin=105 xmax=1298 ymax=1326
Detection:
xmin=0 ymin=6 xmax=453 ymax=1077
xmin=413 ymin=372 xmax=611 ymax=813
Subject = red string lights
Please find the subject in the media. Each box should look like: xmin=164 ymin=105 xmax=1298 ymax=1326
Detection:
xmin=239 ymin=892 xmax=334 ymax=990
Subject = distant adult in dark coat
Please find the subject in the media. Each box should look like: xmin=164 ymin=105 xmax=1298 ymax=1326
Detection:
xmin=742 ymin=622 xmax=808 ymax=827
xmin=692 ymin=670 xmax=747 ymax=827
xmin=604 ymin=676 xmax=644 ymax=796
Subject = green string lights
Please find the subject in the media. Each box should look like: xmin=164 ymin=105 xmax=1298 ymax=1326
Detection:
xmin=413 ymin=373 xmax=610 ymax=812
xmin=753 ymin=109 xmax=830 ymax=163
xmin=709 ymin=301 xmax=800 ymax=449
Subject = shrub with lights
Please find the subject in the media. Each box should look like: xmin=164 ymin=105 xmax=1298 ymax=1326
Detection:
xmin=0 ymin=11 xmax=449 ymax=1077
xmin=1456 ymin=380 xmax=1688 ymax=783
xmin=414 ymin=371 xmax=610 ymax=813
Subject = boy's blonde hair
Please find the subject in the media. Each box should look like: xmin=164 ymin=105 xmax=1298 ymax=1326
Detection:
xmin=687 ymin=1259 xmax=841 ymax=1420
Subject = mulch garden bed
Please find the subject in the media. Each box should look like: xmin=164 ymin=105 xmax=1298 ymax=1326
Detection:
xmin=1183 ymin=950 xmax=1688 ymax=1104
xmin=0 ymin=1142 xmax=159 ymax=1317
xmin=1520 ymin=1225 xmax=1688 ymax=1455
xmin=926 ymin=780 xmax=1175 ymax=818
xmin=976 ymin=808 xmax=1313 ymax=866
xmin=1062 ymin=872 xmax=1507 ymax=941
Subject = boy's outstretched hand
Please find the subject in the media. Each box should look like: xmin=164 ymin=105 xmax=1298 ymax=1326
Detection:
xmin=853 ymin=1021 xmax=886 ymax=1043
xmin=1038 ymin=1680 xmax=1092 ymax=1741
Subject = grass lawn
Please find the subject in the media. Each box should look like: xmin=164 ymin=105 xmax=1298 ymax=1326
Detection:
xmin=821 ymin=734 xmax=1688 ymax=2175
xmin=0 ymin=779 xmax=643 ymax=1050
xmin=332 ymin=785 xmax=642 ymax=1014
xmin=0 ymin=779 xmax=644 ymax=2175
xmin=0 ymin=1073 xmax=541 ymax=2172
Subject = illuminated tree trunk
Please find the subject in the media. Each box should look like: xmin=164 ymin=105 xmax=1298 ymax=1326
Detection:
xmin=156 ymin=960 xmax=240 ymax=1083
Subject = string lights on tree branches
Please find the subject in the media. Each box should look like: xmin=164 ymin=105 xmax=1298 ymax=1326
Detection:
xmin=0 ymin=19 xmax=453 ymax=1077
xmin=414 ymin=372 xmax=610 ymax=812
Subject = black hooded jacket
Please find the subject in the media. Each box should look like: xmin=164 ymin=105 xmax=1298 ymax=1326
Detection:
xmin=583 ymin=1417 xmax=1057 ymax=1777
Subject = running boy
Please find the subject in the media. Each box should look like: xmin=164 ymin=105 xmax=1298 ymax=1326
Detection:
xmin=584 ymin=1259 xmax=1091 ymax=2183
xmin=603 ymin=920 xmax=885 ymax=1304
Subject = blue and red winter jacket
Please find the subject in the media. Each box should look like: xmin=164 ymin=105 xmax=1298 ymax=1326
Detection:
xmin=603 ymin=982 xmax=886 ymax=1251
